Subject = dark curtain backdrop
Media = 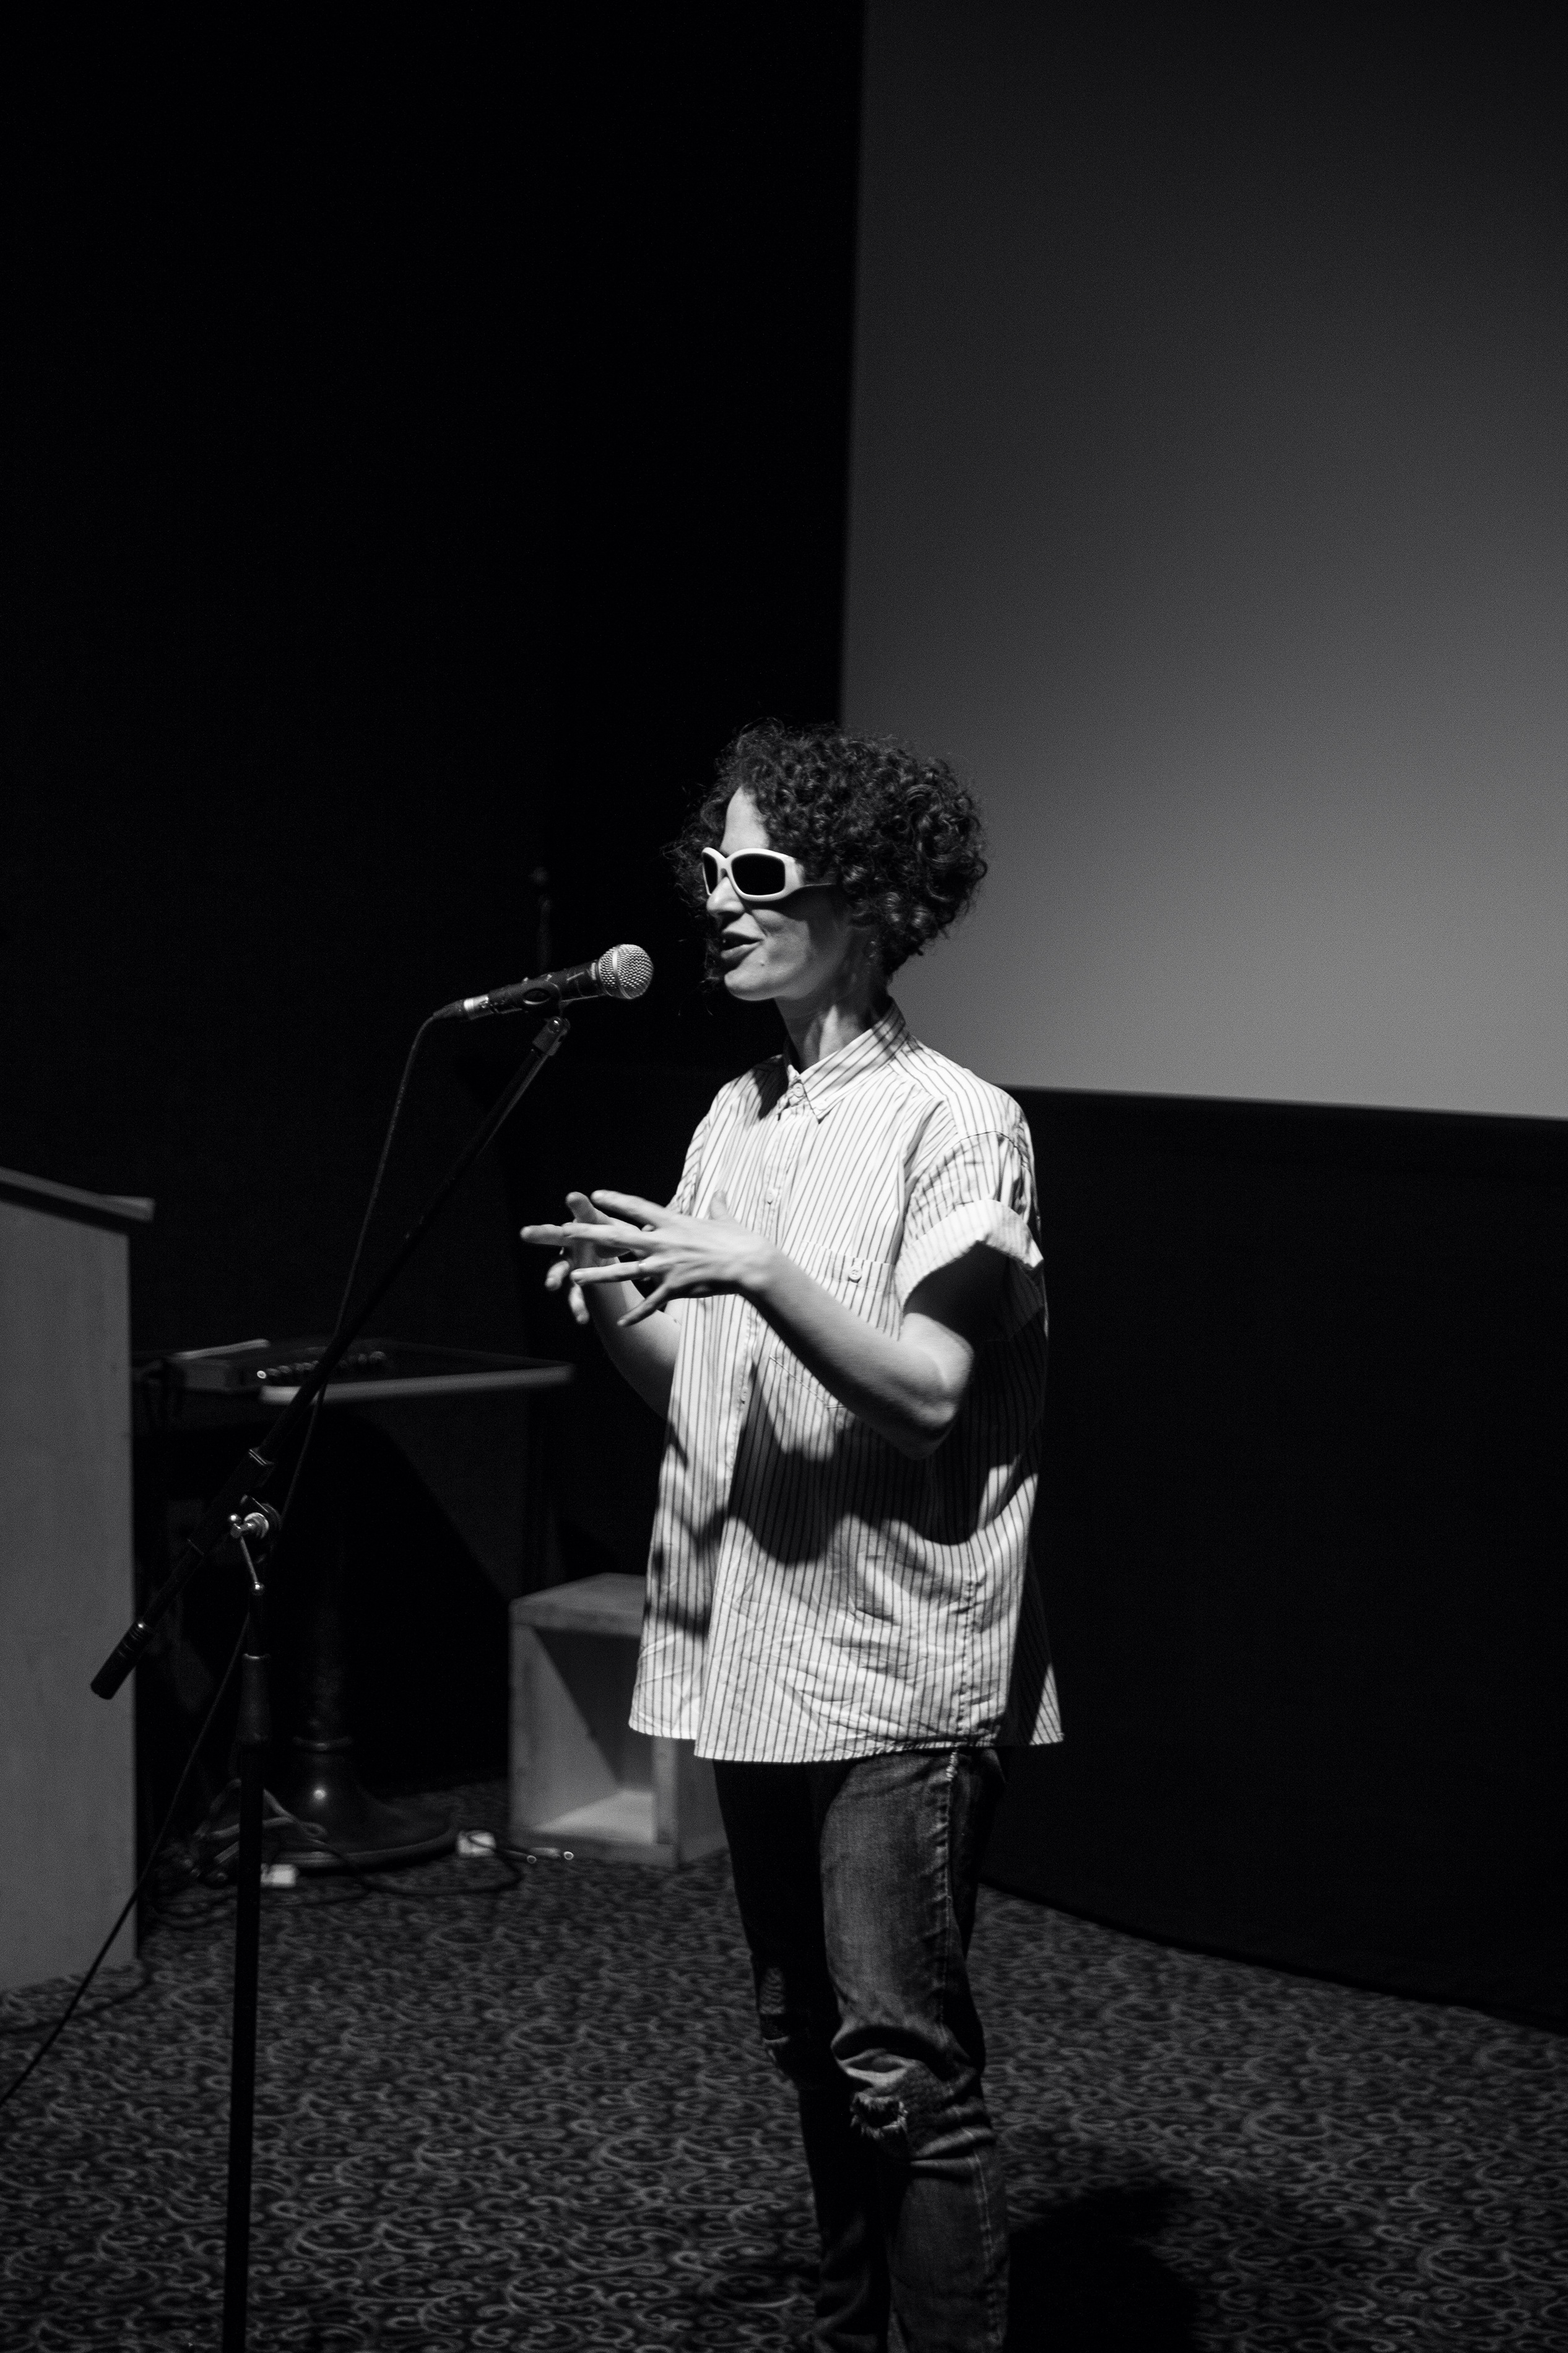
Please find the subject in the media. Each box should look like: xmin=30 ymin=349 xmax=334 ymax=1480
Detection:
xmin=5 ymin=11 xmax=864 ymax=1883
xmin=1 ymin=12 xmax=863 ymax=1356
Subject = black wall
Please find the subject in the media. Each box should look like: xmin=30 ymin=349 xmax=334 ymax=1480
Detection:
xmin=7 ymin=13 xmax=864 ymax=1839
xmin=988 ymin=1090 xmax=1568 ymax=2026
xmin=2 ymin=14 xmax=863 ymax=1356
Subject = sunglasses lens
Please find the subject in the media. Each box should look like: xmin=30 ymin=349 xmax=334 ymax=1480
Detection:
xmin=729 ymin=852 xmax=790 ymax=897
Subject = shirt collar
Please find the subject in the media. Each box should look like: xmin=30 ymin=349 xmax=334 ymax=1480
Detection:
xmin=786 ymin=999 xmax=910 ymax=1121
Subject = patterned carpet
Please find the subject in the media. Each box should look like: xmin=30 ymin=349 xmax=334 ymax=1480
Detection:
xmin=2 ymin=1779 xmax=1564 ymax=2351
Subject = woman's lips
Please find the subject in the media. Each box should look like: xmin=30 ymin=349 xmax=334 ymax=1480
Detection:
xmin=720 ymin=937 xmax=756 ymax=965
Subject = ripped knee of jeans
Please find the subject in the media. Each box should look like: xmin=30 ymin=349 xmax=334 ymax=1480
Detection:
xmin=849 ymin=2086 xmax=912 ymax=2151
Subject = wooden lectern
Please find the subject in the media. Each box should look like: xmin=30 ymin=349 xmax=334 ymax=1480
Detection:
xmin=0 ymin=1167 xmax=152 ymax=1992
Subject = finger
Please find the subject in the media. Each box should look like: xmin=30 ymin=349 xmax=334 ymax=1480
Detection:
xmin=617 ymin=1282 xmax=671 ymax=1328
xmin=520 ymin=1223 xmax=570 ymax=1248
xmin=540 ymin=1251 xmax=592 ymax=1321
xmin=571 ymin=1258 xmax=654 ymax=1287
xmin=565 ymin=1188 xmax=613 ymax=1224
xmin=558 ymin=1219 xmax=643 ymax=1252
xmin=591 ymin=1189 xmax=665 ymax=1227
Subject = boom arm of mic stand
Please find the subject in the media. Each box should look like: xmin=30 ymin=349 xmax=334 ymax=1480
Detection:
xmin=90 ymin=1009 xmax=572 ymax=1700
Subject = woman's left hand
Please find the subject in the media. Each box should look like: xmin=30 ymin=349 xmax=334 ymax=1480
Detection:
xmin=561 ymin=1188 xmax=768 ymax=1326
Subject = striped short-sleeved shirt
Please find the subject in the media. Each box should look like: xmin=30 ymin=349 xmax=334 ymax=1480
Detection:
xmin=630 ymin=1000 xmax=1061 ymax=1763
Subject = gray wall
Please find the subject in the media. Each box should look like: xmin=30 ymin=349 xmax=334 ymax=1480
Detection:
xmin=844 ymin=6 xmax=1566 ymax=1116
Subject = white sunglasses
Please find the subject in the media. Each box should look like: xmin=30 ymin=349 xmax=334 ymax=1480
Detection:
xmin=700 ymin=845 xmax=817 ymax=902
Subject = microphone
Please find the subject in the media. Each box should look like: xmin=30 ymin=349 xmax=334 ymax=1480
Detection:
xmin=438 ymin=942 xmax=654 ymax=1020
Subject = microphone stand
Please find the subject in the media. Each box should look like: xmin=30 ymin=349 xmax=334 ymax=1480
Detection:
xmin=219 ymin=1506 xmax=276 ymax=2353
xmin=90 ymin=1006 xmax=571 ymax=2353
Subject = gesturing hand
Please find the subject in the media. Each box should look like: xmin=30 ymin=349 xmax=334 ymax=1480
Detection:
xmin=521 ymin=1189 xmax=619 ymax=1328
xmin=521 ymin=1188 xmax=768 ymax=1328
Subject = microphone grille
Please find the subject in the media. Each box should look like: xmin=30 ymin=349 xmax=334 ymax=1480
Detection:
xmin=599 ymin=943 xmax=654 ymax=1000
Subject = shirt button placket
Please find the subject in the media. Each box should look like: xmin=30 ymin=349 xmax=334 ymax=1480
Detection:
xmin=764 ymin=1097 xmax=792 ymax=1238
xmin=766 ymin=1085 xmax=805 ymax=1240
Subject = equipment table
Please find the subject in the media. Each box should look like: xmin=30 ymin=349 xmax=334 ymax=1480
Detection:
xmin=135 ymin=1340 xmax=572 ymax=1870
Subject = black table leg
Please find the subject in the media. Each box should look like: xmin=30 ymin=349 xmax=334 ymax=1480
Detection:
xmin=278 ymin=1512 xmax=454 ymax=1874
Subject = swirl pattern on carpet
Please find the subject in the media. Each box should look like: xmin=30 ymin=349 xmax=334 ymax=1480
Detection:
xmin=1 ymin=1780 xmax=1563 ymax=2351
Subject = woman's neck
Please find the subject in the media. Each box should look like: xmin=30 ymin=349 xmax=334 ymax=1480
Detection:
xmin=778 ymin=967 xmax=890 ymax=1070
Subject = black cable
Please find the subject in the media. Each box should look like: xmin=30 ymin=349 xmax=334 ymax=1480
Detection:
xmin=272 ymin=1011 xmax=442 ymax=1537
xmin=334 ymin=1012 xmax=442 ymax=1340
xmin=167 ymin=1812 xmax=530 ymax=1908
xmin=376 ymin=1833 xmax=527 ymax=1898
xmin=226 ymin=1804 xmax=531 ymax=1905
xmin=0 ymin=1617 xmax=248 ymax=2114
xmin=283 ymin=1848 xmax=526 ymax=1905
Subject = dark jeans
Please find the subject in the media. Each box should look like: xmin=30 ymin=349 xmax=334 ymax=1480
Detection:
xmin=713 ymin=1747 xmax=1010 ymax=2353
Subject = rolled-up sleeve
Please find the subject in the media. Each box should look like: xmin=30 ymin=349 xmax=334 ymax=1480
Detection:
xmin=894 ymin=1118 xmax=1046 ymax=1338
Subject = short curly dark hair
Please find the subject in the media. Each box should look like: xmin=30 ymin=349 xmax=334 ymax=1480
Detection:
xmin=671 ymin=722 xmax=987 ymax=977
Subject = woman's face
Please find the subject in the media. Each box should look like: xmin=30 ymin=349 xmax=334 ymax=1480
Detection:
xmin=705 ymin=790 xmax=867 ymax=1009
